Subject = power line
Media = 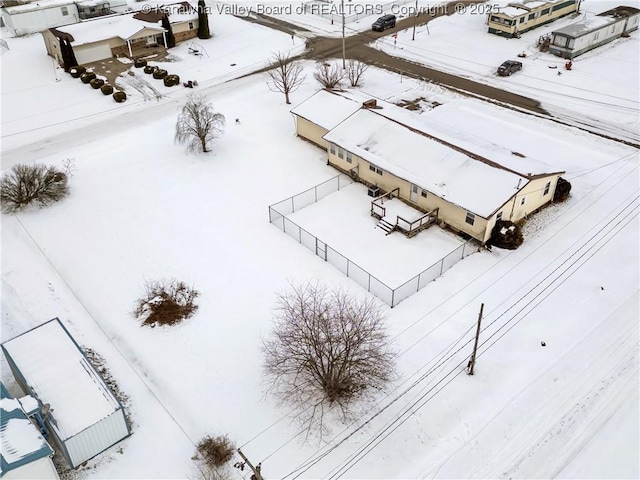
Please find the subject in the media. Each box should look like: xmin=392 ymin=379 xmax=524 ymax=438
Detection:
xmin=325 ymin=198 xmax=638 ymax=478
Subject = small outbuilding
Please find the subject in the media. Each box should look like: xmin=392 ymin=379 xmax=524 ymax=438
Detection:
xmin=1 ymin=318 xmax=131 ymax=469
xmin=548 ymin=6 xmax=640 ymax=58
xmin=1 ymin=0 xmax=79 ymax=37
xmin=0 ymin=382 xmax=59 ymax=479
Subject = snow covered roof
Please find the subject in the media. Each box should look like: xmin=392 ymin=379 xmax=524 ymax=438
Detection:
xmin=552 ymin=14 xmax=621 ymax=37
xmin=53 ymin=14 xmax=166 ymax=45
xmin=77 ymin=0 xmax=127 ymax=7
xmin=501 ymin=6 xmax=529 ymax=17
xmin=291 ymin=90 xmax=364 ymax=131
xmin=405 ymin=101 xmax=564 ymax=178
xmin=324 ymin=109 xmax=528 ymax=218
xmin=1 ymin=319 xmax=123 ymax=442
xmin=4 ymin=0 xmax=76 ymax=14
xmin=0 ymin=383 xmax=53 ymax=476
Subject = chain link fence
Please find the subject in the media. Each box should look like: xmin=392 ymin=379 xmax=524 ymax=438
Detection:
xmin=268 ymin=175 xmax=478 ymax=307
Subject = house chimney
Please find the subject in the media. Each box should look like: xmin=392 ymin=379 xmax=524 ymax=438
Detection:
xmin=363 ymin=99 xmax=377 ymax=108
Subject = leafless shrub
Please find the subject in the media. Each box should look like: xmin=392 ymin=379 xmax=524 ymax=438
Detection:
xmin=266 ymin=52 xmax=305 ymax=104
xmin=175 ymin=94 xmax=226 ymax=153
xmin=346 ymin=59 xmax=369 ymax=87
xmin=62 ymin=158 xmax=76 ymax=177
xmin=193 ymin=435 xmax=235 ymax=470
xmin=133 ymin=279 xmax=199 ymax=327
xmin=263 ymin=282 xmax=396 ymax=435
xmin=313 ymin=62 xmax=345 ymax=89
xmin=1 ymin=163 xmax=69 ymax=214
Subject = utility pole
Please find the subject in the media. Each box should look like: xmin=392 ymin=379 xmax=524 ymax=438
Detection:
xmin=237 ymin=449 xmax=265 ymax=480
xmin=341 ymin=0 xmax=346 ymax=68
xmin=412 ymin=0 xmax=418 ymax=40
xmin=467 ymin=303 xmax=484 ymax=375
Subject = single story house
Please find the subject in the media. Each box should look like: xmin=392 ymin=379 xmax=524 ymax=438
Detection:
xmin=43 ymin=14 xmax=168 ymax=64
xmin=292 ymin=91 xmax=564 ymax=244
xmin=1 ymin=0 xmax=128 ymax=36
xmin=548 ymin=6 xmax=640 ymax=58
xmin=1 ymin=318 xmax=131 ymax=469
xmin=132 ymin=1 xmax=199 ymax=43
xmin=488 ymin=0 xmax=578 ymax=38
xmin=0 ymin=382 xmax=59 ymax=479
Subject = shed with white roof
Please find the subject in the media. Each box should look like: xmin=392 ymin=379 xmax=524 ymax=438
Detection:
xmin=1 ymin=319 xmax=130 ymax=469
xmin=0 ymin=382 xmax=59 ymax=479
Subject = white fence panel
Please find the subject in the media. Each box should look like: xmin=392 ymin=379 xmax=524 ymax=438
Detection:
xmin=392 ymin=277 xmax=419 ymax=306
xmin=326 ymin=246 xmax=349 ymax=275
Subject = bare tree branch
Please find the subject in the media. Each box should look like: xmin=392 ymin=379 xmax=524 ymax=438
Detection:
xmin=175 ymin=94 xmax=225 ymax=153
xmin=313 ymin=62 xmax=345 ymax=90
xmin=265 ymin=52 xmax=306 ymax=104
xmin=346 ymin=59 xmax=369 ymax=87
xmin=262 ymin=281 xmax=396 ymax=436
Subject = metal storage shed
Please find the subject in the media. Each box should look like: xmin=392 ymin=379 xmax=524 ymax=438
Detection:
xmin=1 ymin=319 xmax=131 ymax=469
xmin=0 ymin=382 xmax=59 ymax=479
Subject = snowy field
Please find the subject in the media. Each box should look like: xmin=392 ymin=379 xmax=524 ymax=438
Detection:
xmin=373 ymin=0 xmax=640 ymax=143
xmin=1 ymin=5 xmax=639 ymax=480
xmin=284 ymin=182 xmax=467 ymax=287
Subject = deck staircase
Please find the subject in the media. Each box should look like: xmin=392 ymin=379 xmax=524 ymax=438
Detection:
xmin=376 ymin=218 xmax=396 ymax=235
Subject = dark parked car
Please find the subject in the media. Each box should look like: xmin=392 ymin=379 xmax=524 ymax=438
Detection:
xmin=497 ymin=60 xmax=523 ymax=76
xmin=372 ymin=14 xmax=396 ymax=31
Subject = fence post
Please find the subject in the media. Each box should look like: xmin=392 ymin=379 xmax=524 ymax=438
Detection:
xmin=440 ymin=258 xmax=444 ymax=276
xmin=462 ymin=241 xmax=466 ymax=258
xmin=298 ymin=226 xmax=302 ymax=243
xmin=391 ymin=289 xmax=395 ymax=308
xmin=346 ymin=260 xmax=349 ymax=277
xmin=291 ymin=197 xmax=294 ymax=214
xmin=315 ymin=185 xmax=318 ymax=203
xmin=368 ymin=274 xmax=371 ymax=291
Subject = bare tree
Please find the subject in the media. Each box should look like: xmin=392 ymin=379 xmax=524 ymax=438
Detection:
xmin=175 ymin=94 xmax=225 ymax=153
xmin=314 ymin=62 xmax=345 ymax=90
xmin=1 ymin=163 xmax=69 ymax=214
xmin=346 ymin=59 xmax=369 ymax=87
xmin=263 ymin=282 xmax=396 ymax=435
xmin=266 ymin=52 xmax=305 ymax=104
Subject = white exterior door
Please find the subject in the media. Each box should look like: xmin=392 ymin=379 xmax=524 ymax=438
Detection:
xmin=146 ymin=35 xmax=157 ymax=46
xmin=410 ymin=184 xmax=419 ymax=203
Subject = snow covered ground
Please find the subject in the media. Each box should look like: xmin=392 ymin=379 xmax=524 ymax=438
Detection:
xmin=373 ymin=0 xmax=640 ymax=143
xmin=1 ymin=5 xmax=639 ymax=480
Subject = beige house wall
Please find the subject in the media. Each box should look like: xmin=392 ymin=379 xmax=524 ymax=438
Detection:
xmin=295 ymin=116 xmax=330 ymax=149
xmin=488 ymin=1 xmax=578 ymax=36
xmin=327 ymin=146 xmax=493 ymax=242
xmin=507 ymin=175 xmax=560 ymax=222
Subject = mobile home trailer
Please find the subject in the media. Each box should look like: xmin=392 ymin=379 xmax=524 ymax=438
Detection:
xmin=488 ymin=0 xmax=578 ymax=38
xmin=548 ymin=6 xmax=640 ymax=58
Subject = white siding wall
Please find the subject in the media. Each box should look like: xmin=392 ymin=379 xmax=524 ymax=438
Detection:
xmin=3 ymin=456 xmax=59 ymax=480
xmin=574 ymin=20 xmax=624 ymax=51
xmin=64 ymin=409 xmax=129 ymax=468
xmin=4 ymin=5 xmax=79 ymax=36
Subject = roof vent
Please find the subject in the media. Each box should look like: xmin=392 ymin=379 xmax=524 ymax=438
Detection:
xmin=363 ymin=99 xmax=377 ymax=108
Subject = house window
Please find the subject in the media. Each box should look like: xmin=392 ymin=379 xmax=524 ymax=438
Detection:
xmin=338 ymin=147 xmax=344 ymax=159
xmin=541 ymin=8 xmax=550 ymax=15
xmin=520 ymin=197 xmax=526 ymax=206
xmin=330 ymin=143 xmax=336 ymax=155
xmin=465 ymin=212 xmax=475 ymax=226
xmin=421 ymin=190 xmax=427 ymax=198
xmin=369 ymin=164 xmax=383 ymax=175
xmin=528 ymin=13 xmax=535 ymax=20
xmin=593 ymin=31 xmax=600 ymax=40
xmin=61 ymin=6 xmax=69 ymax=15
xmin=189 ymin=22 xmax=194 ymax=29
xmin=346 ymin=151 xmax=352 ymax=163
xmin=496 ymin=211 xmax=503 ymax=221
xmin=543 ymin=181 xmax=551 ymax=196
xmin=610 ymin=25 xmax=615 ymax=33
xmin=519 ymin=17 xmax=525 ymax=23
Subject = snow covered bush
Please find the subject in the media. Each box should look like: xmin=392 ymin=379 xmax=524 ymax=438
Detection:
xmin=0 ymin=164 xmax=69 ymax=214
xmin=193 ymin=435 xmax=235 ymax=469
xmin=80 ymin=71 xmax=96 ymax=83
xmin=101 ymin=84 xmax=114 ymax=95
xmin=133 ymin=279 xmax=199 ymax=327
xmin=69 ymin=65 xmax=86 ymax=78
xmin=152 ymin=69 xmax=168 ymax=80
xmin=134 ymin=59 xmax=147 ymax=68
xmin=144 ymin=65 xmax=157 ymax=74
xmin=489 ymin=220 xmax=524 ymax=250
xmin=113 ymin=91 xmax=127 ymax=103
xmin=164 ymin=74 xmax=180 ymax=87
xmin=90 ymin=78 xmax=105 ymax=89
xmin=263 ymin=282 xmax=396 ymax=434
